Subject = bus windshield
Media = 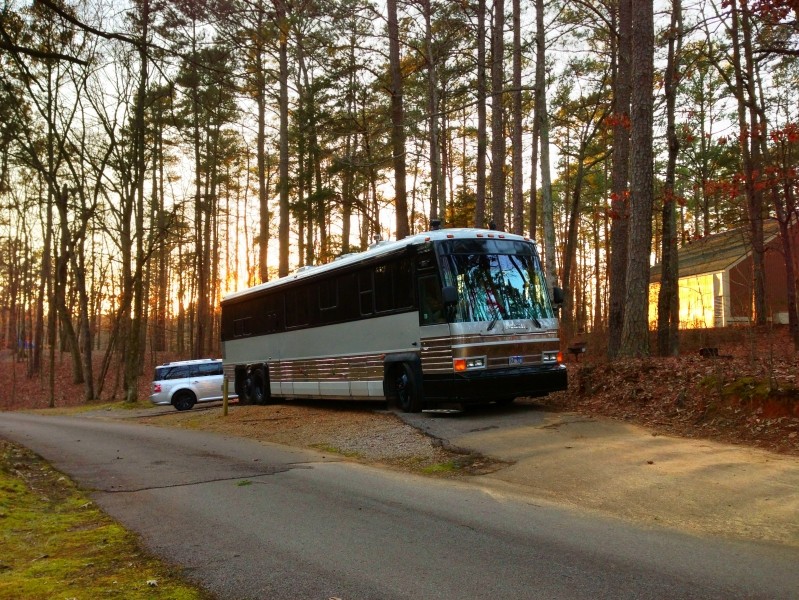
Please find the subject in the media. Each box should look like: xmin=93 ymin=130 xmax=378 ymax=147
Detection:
xmin=439 ymin=245 xmax=554 ymax=323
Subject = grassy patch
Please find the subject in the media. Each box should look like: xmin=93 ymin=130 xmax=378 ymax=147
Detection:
xmin=28 ymin=401 xmax=155 ymax=416
xmin=0 ymin=441 xmax=209 ymax=600
xmin=309 ymin=443 xmax=361 ymax=458
xmin=420 ymin=461 xmax=460 ymax=475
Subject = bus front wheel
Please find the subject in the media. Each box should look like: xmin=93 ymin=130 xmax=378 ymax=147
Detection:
xmin=395 ymin=363 xmax=422 ymax=413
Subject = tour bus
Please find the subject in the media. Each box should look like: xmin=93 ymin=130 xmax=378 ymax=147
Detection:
xmin=220 ymin=225 xmax=567 ymax=412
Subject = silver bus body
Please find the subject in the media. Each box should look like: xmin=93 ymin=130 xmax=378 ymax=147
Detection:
xmin=220 ymin=227 xmax=567 ymax=412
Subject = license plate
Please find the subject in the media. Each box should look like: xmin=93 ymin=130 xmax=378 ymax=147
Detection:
xmin=509 ymin=356 xmax=523 ymax=365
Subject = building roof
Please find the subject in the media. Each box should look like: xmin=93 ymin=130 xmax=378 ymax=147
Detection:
xmin=650 ymin=219 xmax=781 ymax=282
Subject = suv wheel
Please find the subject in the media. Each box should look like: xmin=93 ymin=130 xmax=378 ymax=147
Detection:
xmin=173 ymin=391 xmax=196 ymax=411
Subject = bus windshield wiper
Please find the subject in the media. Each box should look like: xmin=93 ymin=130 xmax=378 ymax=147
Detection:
xmin=486 ymin=301 xmax=501 ymax=331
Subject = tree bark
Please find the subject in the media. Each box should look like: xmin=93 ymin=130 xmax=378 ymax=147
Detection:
xmin=423 ymin=0 xmax=442 ymax=224
xmin=657 ymin=0 xmax=682 ymax=357
xmin=387 ymin=0 xmax=410 ymax=239
xmin=619 ymin=0 xmax=654 ymax=358
xmin=475 ymin=0 xmax=487 ymax=228
xmin=490 ymin=0 xmax=506 ymax=229
xmin=510 ymin=0 xmax=523 ymax=235
xmin=275 ymin=0 xmax=291 ymax=276
xmin=608 ymin=0 xmax=632 ymax=358
xmin=535 ymin=0 xmax=556 ymax=293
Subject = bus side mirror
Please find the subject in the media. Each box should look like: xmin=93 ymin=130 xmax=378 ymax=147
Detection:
xmin=442 ymin=286 xmax=458 ymax=306
xmin=551 ymin=286 xmax=564 ymax=306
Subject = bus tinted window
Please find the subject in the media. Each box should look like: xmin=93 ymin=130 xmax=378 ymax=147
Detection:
xmin=319 ymin=279 xmax=338 ymax=310
xmin=358 ymin=270 xmax=373 ymax=315
xmin=374 ymin=265 xmax=393 ymax=312
xmin=375 ymin=260 xmax=413 ymax=313
xmin=286 ymin=287 xmax=310 ymax=327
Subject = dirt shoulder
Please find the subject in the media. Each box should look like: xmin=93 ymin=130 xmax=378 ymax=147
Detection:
xmin=133 ymin=401 xmax=507 ymax=476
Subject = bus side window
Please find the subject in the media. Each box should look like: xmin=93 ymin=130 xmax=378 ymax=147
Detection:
xmin=286 ymin=287 xmax=310 ymax=328
xmin=358 ymin=270 xmax=373 ymax=315
xmin=419 ymin=276 xmax=446 ymax=325
xmin=394 ymin=260 xmax=413 ymax=308
xmin=233 ymin=317 xmax=251 ymax=337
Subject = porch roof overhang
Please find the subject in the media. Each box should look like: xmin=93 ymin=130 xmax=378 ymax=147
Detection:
xmin=650 ymin=219 xmax=781 ymax=283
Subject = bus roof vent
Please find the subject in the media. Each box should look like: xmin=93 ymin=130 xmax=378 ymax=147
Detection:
xmin=368 ymin=234 xmax=389 ymax=249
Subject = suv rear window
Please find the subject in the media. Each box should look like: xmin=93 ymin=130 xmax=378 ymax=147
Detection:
xmin=197 ymin=362 xmax=223 ymax=376
xmin=154 ymin=361 xmax=222 ymax=381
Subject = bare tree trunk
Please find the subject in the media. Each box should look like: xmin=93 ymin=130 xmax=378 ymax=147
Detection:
xmin=510 ymin=0 xmax=523 ymax=235
xmin=422 ymin=0 xmax=442 ymax=224
xmin=608 ymin=0 xmax=632 ymax=358
xmin=657 ymin=0 xmax=682 ymax=357
xmin=740 ymin=5 xmax=767 ymax=325
xmin=529 ymin=87 xmax=539 ymax=239
xmin=475 ymin=0 xmax=487 ymax=228
xmin=387 ymin=0 xmax=410 ymax=239
xmin=53 ymin=184 xmax=83 ymax=383
xmin=490 ymin=0 xmax=506 ymax=229
xmin=257 ymin=3 xmax=270 ymax=283
xmin=535 ymin=0 xmax=556 ymax=293
xmin=619 ymin=0 xmax=654 ymax=358
xmin=124 ymin=0 xmax=150 ymax=401
xmin=275 ymin=0 xmax=291 ymax=276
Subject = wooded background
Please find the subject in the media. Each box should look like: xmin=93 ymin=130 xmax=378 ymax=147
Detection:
xmin=1 ymin=0 xmax=797 ymax=403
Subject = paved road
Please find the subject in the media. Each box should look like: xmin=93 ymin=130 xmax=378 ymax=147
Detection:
xmin=399 ymin=402 xmax=799 ymax=546
xmin=2 ymin=412 xmax=798 ymax=600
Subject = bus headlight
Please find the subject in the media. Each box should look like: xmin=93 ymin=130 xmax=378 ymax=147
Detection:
xmin=453 ymin=357 xmax=486 ymax=372
xmin=542 ymin=351 xmax=562 ymax=364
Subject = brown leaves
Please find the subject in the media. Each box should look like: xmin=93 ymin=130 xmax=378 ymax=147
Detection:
xmin=542 ymin=328 xmax=799 ymax=456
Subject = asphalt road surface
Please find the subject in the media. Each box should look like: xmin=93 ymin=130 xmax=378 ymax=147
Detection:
xmin=2 ymin=412 xmax=798 ymax=600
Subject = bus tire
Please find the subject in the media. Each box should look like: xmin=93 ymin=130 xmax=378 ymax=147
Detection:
xmin=236 ymin=369 xmax=253 ymax=405
xmin=396 ymin=363 xmax=422 ymax=413
xmin=251 ymin=367 xmax=269 ymax=405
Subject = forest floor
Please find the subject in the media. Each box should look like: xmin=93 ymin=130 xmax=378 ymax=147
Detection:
xmin=1 ymin=326 xmax=798 ymax=457
xmin=539 ymin=325 xmax=799 ymax=456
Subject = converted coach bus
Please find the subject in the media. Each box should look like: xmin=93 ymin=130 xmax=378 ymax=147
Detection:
xmin=220 ymin=226 xmax=567 ymax=412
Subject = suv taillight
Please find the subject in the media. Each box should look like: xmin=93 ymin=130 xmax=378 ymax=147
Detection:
xmin=153 ymin=383 xmax=162 ymax=393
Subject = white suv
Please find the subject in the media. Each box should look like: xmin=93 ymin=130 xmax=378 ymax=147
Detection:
xmin=150 ymin=359 xmax=234 ymax=411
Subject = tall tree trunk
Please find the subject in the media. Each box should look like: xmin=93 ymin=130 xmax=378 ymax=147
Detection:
xmin=729 ymin=3 xmax=766 ymax=326
xmin=657 ymin=0 xmax=682 ymax=357
xmin=535 ymin=0 xmax=556 ymax=293
xmin=124 ymin=0 xmax=150 ymax=400
xmin=275 ymin=0 xmax=290 ymax=276
xmin=387 ymin=0 xmax=410 ymax=239
xmin=608 ymin=0 xmax=632 ymax=358
xmin=490 ymin=0 xmax=506 ymax=229
xmin=257 ymin=3 xmax=270 ymax=283
xmin=423 ymin=0 xmax=441 ymax=224
xmin=53 ymin=184 xmax=82 ymax=384
xmin=740 ymin=4 xmax=767 ymax=325
xmin=475 ymin=0 xmax=487 ymax=228
xmin=619 ymin=0 xmax=654 ymax=358
xmin=529 ymin=86 xmax=539 ymax=239
xmin=510 ymin=0 xmax=523 ymax=235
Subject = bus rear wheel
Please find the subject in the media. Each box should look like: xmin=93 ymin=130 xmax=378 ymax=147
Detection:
xmin=250 ymin=368 xmax=269 ymax=405
xmin=236 ymin=370 xmax=253 ymax=405
xmin=396 ymin=363 xmax=422 ymax=413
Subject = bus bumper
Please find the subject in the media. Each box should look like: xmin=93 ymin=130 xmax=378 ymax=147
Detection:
xmin=423 ymin=364 xmax=568 ymax=403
